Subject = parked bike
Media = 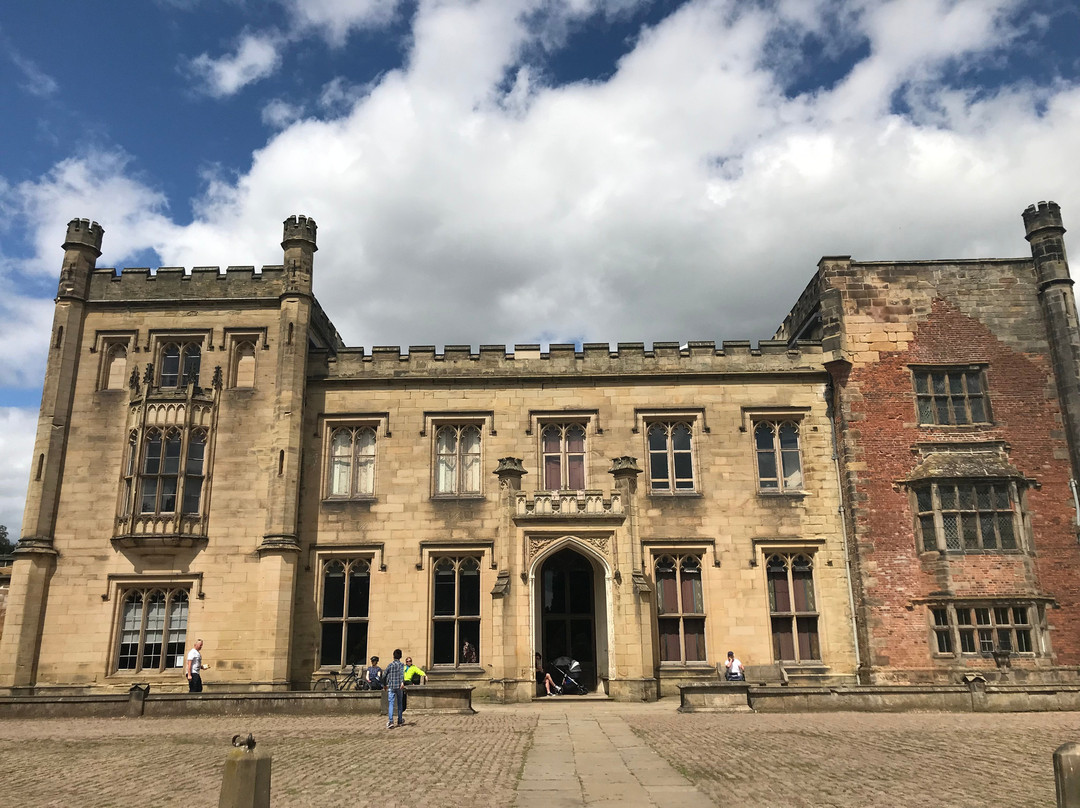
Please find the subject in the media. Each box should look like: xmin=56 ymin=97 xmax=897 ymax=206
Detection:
xmin=313 ymin=664 xmax=364 ymax=692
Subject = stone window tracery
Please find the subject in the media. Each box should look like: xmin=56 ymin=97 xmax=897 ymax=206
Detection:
xmin=134 ymin=426 xmax=208 ymax=516
xmin=541 ymin=423 xmax=586 ymax=491
xmin=754 ymin=420 xmax=803 ymax=492
xmin=431 ymin=556 xmax=481 ymax=666
xmin=646 ymin=421 xmax=695 ymax=493
xmin=327 ymin=426 xmax=377 ymax=498
xmin=159 ymin=341 xmax=202 ymax=388
xmin=116 ymin=587 xmax=189 ymax=673
xmin=434 ymin=425 xmax=482 ymax=496
xmin=654 ymin=554 xmax=706 ymax=663
xmin=318 ymin=558 xmax=370 ymax=668
xmin=766 ymin=553 xmax=820 ymax=662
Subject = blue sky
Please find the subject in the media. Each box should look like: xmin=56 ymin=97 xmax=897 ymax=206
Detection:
xmin=1 ymin=0 xmax=1079 ymax=535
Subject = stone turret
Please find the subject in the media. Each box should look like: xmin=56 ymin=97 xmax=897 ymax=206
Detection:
xmin=281 ymin=215 xmax=317 ymax=296
xmin=57 ymin=218 xmax=103 ymax=300
xmin=1024 ymin=202 xmax=1080 ymax=484
xmin=1024 ymin=202 xmax=1070 ymax=289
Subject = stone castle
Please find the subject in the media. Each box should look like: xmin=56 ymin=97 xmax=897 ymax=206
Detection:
xmin=1 ymin=202 xmax=1078 ymax=700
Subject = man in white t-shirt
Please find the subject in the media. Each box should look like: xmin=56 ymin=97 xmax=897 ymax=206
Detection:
xmin=724 ymin=650 xmax=745 ymax=681
xmin=185 ymin=639 xmax=209 ymax=692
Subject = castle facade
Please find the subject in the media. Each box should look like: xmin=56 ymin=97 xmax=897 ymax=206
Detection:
xmin=2 ymin=203 xmax=1078 ymax=699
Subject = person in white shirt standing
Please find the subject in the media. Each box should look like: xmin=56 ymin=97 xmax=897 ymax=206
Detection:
xmin=185 ymin=638 xmax=210 ymax=692
xmin=724 ymin=650 xmax=745 ymax=681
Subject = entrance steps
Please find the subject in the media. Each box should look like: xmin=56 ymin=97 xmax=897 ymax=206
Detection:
xmin=532 ymin=691 xmax=612 ymax=703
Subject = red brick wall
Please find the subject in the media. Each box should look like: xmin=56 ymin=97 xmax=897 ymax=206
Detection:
xmin=832 ymin=268 xmax=1080 ymax=681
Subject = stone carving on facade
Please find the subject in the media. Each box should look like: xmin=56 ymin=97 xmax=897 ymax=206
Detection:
xmin=527 ymin=534 xmax=610 ymax=564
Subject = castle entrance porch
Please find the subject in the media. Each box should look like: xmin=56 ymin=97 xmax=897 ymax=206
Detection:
xmin=537 ymin=547 xmax=601 ymax=690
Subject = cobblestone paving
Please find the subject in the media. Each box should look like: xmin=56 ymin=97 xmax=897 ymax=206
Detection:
xmin=1 ymin=705 xmax=1078 ymax=807
xmin=0 ymin=712 xmax=534 ymax=808
xmin=622 ymin=709 xmax=1080 ymax=807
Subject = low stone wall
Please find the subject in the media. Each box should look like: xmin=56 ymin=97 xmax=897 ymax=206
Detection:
xmin=679 ymin=682 xmax=1080 ymax=713
xmin=0 ymin=685 xmax=475 ymax=719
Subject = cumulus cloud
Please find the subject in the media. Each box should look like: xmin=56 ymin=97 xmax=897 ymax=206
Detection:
xmin=7 ymin=0 xmax=1080 ymax=532
xmin=8 ymin=0 xmax=1080 ymax=355
xmin=186 ymin=31 xmax=285 ymax=97
xmin=283 ymin=0 xmax=405 ymax=47
xmin=318 ymin=77 xmax=370 ymax=114
xmin=262 ymin=98 xmax=306 ymax=128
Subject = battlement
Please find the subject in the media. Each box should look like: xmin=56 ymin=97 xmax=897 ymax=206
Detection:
xmin=87 ymin=264 xmax=288 ymax=303
xmin=1023 ymin=201 xmax=1065 ymax=238
xmin=314 ymin=339 xmax=826 ymax=381
xmin=63 ymin=218 xmax=104 ymax=255
xmin=282 ymin=215 xmax=317 ymax=248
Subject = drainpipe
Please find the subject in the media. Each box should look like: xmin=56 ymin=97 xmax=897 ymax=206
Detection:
xmin=826 ymin=375 xmax=862 ymax=676
xmin=1070 ymin=479 xmax=1080 ymax=536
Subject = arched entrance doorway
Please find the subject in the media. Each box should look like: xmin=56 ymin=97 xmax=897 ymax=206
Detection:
xmin=539 ymin=548 xmax=597 ymax=690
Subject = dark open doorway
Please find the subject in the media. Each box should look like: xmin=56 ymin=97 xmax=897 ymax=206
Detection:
xmin=540 ymin=548 xmax=597 ymax=690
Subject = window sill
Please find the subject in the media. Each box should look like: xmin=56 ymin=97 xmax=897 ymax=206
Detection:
xmin=937 ymin=548 xmax=1024 ymax=556
xmin=108 ymin=669 xmax=185 ymax=679
xmin=647 ymin=491 xmax=702 ymax=498
xmin=321 ymin=496 xmax=377 ymax=505
xmin=756 ymin=490 xmax=808 ymax=499
xmin=428 ymin=665 xmax=485 ymax=674
xmin=658 ymin=662 xmax=714 ymax=669
xmin=916 ymin=422 xmax=994 ymax=429
xmin=430 ymin=494 xmax=486 ymax=502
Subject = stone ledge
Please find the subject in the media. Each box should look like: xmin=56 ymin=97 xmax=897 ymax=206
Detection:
xmin=680 ymin=682 xmax=1080 ymax=713
xmin=0 ymin=685 xmax=475 ymax=719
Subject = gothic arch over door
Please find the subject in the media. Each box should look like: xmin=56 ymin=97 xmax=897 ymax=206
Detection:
xmin=539 ymin=547 xmax=597 ymax=689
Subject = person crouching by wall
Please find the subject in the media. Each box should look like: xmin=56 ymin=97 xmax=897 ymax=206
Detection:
xmin=724 ymin=650 xmax=744 ymax=681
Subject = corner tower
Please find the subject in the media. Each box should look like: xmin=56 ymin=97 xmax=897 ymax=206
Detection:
xmin=1023 ymin=202 xmax=1080 ymax=484
xmin=253 ymin=215 xmax=318 ymax=689
xmin=0 ymin=219 xmax=103 ymax=689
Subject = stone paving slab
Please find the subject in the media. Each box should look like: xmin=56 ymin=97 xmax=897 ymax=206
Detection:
xmin=0 ymin=701 xmax=1078 ymax=806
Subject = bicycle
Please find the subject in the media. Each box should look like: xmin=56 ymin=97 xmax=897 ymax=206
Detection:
xmin=313 ymin=664 xmax=364 ymax=692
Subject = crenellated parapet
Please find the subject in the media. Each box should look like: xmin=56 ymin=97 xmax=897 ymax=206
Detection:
xmin=62 ymin=218 xmax=104 ymax=255
xmin=282 ymin=215 xmax=317 ymax=249
xmin=87 ymin=265 xmax=288 ymax=302
xmin=313 ymin=339 xmax=826 ymax=381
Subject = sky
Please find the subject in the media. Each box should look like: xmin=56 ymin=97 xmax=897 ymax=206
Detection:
xmin=1 ymin=0 xmax=1079 ymax=537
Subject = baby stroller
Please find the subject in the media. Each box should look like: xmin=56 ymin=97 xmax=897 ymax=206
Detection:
xmin=551 ymin=656 xmax=589 ymax=695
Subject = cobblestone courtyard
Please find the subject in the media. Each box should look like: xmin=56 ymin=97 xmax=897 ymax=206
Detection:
xmin=2 ymin=703 xmax=1077 ymax=807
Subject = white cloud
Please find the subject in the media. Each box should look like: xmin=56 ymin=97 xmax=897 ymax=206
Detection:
xmin=1 ymin=149 xmax=175 ymax=278
xmin=0 ymin=408 xmax=35 ymax=539
xmin=262 ymin=98 xmax=306 ymax=128
xmin=318 ymin=77 xmax=369 ymax=114
xmin=186 ymin=31 xmax=284 ymax=97
xmin=284 ymin=0 xmax=404 ymax=47
xmin=10 ymin=0 xmax=1076 ymax=348
xmin=7 ymin=0 xmax=1080 ymax=534
xmin=9 ymin=52 xmax=58 ymax=97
